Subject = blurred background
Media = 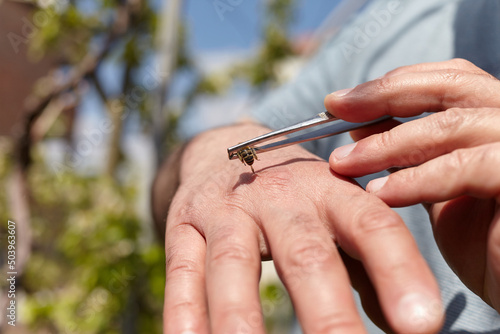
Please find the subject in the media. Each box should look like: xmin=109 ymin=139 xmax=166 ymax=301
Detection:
xmin=0 ymin=0 xmax=359 ymax=332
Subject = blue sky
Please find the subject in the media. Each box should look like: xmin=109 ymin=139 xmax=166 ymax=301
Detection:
xmin=184 ymin=0 xmax=342 ymax=51
xmin=168 ymin=0 xmax=344 ymax=137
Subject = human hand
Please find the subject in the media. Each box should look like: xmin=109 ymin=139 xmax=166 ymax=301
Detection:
xmin=163 ymin=123 xmax=443 ymax=334
xmin=325 ymin=59 xmax=500 ymax=313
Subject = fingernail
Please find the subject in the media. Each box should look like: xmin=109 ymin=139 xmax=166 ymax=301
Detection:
xmin=330 ymin=87 xmax=353 ymax=97
xmin=397 ymin=293 xmax=444 ymax=332
xmin=333 ymin=143 xmax=356 ymax=161
xmin=367 ymin=176 xmax=388 ymax=193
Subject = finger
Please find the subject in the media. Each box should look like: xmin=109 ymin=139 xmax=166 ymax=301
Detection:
xmin=321 ymin=177 xmax=444 ymax=334
xmin=324 ymin=69 xmax=500 ymax=122
xmin=261 ymin=204 xmax=367 ymax=333
xmin=382 ymin=58 xmax=492 ymax=78
xmin=331 ymin=108 xmax=500 ymax=177
xmin=204 ymin=212 xmax=264 ymax=334
xmin=164 ymin=223 xmax=209 ymax=334
xmin=487 ymin=210 xmax=500 ymax=312
xmin=429 ymin=197 xmax=494 ymax=299
xmin=366 ymin=142 xmax=500 ymax=207
xmin=338 ymin=248 xmax=392 ymax=333
xmin=349 ymin=118 xmax=401 ymax=142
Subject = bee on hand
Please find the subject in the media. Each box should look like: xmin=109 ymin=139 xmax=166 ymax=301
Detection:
xmin=236 ymin=146 xmax=259 ymax=174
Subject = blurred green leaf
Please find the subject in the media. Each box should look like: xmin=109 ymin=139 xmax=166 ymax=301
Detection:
xmin=1 ymin=0 xmax=298 ymax=332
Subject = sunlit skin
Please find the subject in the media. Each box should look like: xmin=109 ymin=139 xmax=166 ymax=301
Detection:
xmin=161 ymin=57 xmax=500 ymax=334
xmin=326 ymin=58 xmax=500 ymax=313
xmin=164 ymin=120 xmax=443 ymax=334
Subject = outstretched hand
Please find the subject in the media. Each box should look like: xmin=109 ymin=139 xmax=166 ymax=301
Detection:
xmin=163 ymin=123 xmax=443 ymax=334
xmin=326 ymin=58 xmax=500 ymax=312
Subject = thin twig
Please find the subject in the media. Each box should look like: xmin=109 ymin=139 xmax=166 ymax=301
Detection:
xmin=17 ymin=1 xmax=132 ymax=170
xmin=152 ymin=0 xmax=183 ymax=165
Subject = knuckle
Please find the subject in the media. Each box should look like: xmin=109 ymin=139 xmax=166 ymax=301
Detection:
xmin=375 ymin=130 xmax=398 ymax=150
xmin=374 ymin=77 xmax=395 ymax=95
xmin=209 ymin=243 xmax=255 ymax=266
xmin=373 ymin=77 xmax=401 ymax=115
xmin=222 ymin=191 xmax=251 ymax=215
xmin=195 ymin=175 xmax=225 ymax=200
xmin=449 ymin=58 xmax=491 ymax=78
xmin=169 ymin=202 xmax=196 ymax=223
xmin=438 ymin=69 xmax=465 ymax=84
xmin=434 ymin=108 xmax=463 ymax=134
xmin=165 ymin=254 xmax=200 ymax=280
xmin=217 ymin=305 xmax=263 ymax=327
xmin=285 ymin=239 xmax=333 ymax=272
xmin=406 ymin=147 xmax=429 ymax=166
xmin=350 ymin=207 xmax=403 ymax=240
xmin=447 ymin=148 xmax=471 ymax=172
xmin=168 ymin=300 xmax=203 ymax=317
xmin=450 ymin=58 xmax=474 ymax=69
xmin=208 ymin=227 xmax=256 ymax=266
xmin=167 ymin=192 xmax=204 ymax=226
xmin=166 ymin=204 xmax=199 ymax=230
xmin=165 ymin=223 xmax=203 ymax=279
xmin=386 ymin=64 xmax=410 ymax=76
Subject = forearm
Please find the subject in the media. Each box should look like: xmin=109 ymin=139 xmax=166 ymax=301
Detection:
xmin=151 ymin=122 xmax=269 ymax=240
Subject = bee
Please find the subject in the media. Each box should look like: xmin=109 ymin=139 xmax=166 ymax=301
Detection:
xmin=236 ymin=146 xmax=259 ymax=173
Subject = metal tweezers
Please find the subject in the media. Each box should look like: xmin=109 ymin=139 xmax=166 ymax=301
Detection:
xmin=227 ymin=111 xmax=390 ymax=160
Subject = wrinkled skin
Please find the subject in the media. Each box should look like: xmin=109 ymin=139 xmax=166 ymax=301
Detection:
xmin=163 ymin=121 xmax=443 ymax=334
xmin=327 ymin=58 xmax=500 ymax=315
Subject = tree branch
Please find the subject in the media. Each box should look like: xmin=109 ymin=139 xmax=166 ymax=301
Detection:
xmin=152 ymin=0 xmax=183 ymax=165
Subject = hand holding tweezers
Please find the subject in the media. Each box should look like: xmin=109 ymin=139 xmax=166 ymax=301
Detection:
xmin=227 ymin=111 xmax=390 ymax=160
